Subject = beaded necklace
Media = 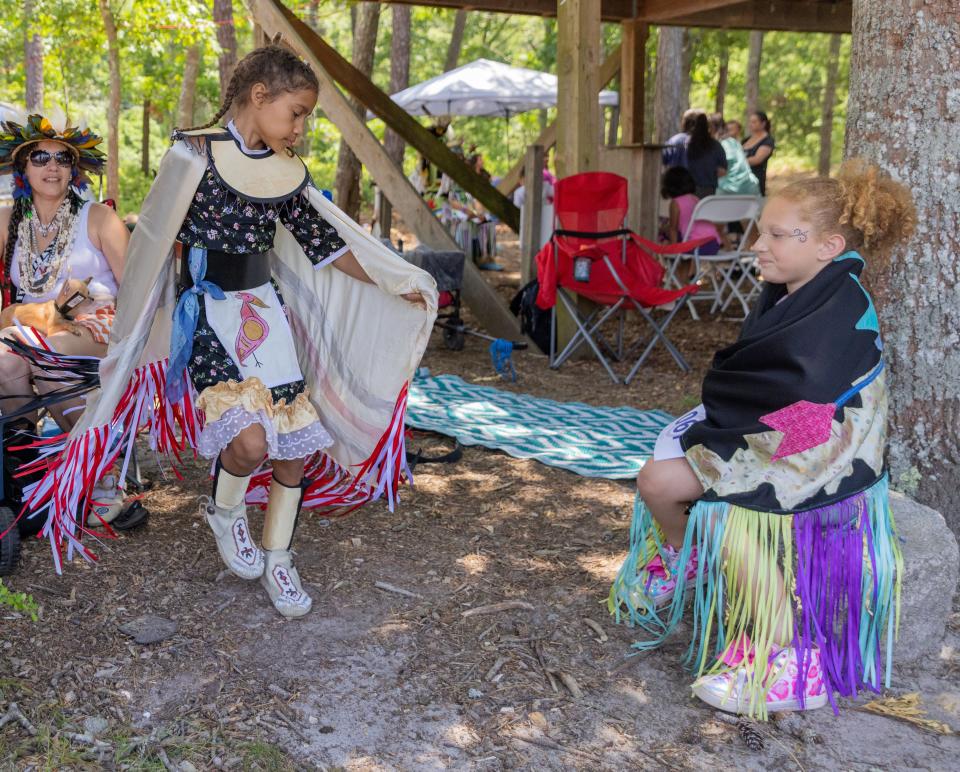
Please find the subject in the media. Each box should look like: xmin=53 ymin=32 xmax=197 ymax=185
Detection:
xmin=15 ymin=197 xmax=78 ymax=297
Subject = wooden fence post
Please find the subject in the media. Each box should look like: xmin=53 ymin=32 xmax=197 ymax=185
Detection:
xmin=520 ymin=144 xmax=545 ymax=286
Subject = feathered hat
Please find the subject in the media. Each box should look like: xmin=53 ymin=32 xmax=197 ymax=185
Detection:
xmin=0 ymin=110 xmax=105 ymax=197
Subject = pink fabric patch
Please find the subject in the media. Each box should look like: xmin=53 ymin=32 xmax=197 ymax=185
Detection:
xmin=760 ymin=400 xmax=836 ymax=461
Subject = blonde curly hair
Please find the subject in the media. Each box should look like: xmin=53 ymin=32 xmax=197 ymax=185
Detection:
xmin=775 ymin=159 xmax=917 ymax=254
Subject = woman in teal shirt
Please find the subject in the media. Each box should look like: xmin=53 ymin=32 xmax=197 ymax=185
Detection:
xmin=711 ymin=114 xmax=760 ymax=197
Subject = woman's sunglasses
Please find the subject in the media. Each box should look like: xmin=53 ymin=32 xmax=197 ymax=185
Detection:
xmin=28 ymin=149 xmax=74 ymax=168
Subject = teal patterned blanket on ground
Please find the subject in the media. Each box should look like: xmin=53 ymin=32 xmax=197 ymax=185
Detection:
xmin=405 ymin=374 xmax=673 ymax=479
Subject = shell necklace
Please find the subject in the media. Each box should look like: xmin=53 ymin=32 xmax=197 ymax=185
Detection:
xmin=16 ymin=198 xmax=79 ymax=297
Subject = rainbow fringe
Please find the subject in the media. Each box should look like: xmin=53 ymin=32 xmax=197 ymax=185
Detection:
xmin=609 ymin=475 xmax=902 ymax=719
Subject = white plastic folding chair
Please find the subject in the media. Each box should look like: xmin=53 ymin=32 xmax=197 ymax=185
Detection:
xmin=663 ymin=195 xmax=762 ymax=319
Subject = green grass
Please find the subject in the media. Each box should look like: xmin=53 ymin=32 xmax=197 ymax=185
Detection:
xmin=1 ymin=706 xmax=298 ymax=771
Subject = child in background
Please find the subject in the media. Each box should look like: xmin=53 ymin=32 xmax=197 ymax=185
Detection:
xmin=662 ymin=167 xmax=722 ymax=255
xmin=661 ymin=167 xmax=722 ymax=280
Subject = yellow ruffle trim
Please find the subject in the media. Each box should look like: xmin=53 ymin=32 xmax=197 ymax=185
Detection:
xmin=196 ymin=377 xmax=320 ymax=433
xmin=273 ymin=390 xmax=320 ymax=435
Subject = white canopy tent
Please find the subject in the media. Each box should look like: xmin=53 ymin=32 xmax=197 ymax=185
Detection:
xmin=376 ymin=58 xmax=619 ymax=119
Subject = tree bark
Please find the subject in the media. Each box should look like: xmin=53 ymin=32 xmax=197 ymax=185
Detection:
xmin=98 ymin=0 xmax=120 ymax=202
xmin=818 ymin=33 xmax=842 ymax=177
xmin=178 ymin=43 xmax=203 ymax=130
xmin=445 ymin=9 xmax=468 ymax=72
xmin=214 ymin=0 xmax=237 ymax=94
xmin=845 ymin=0 xmax=960 ymax=534
xmin=715 ymin=47 xmax=729 ymax=115
xmin=334 ymin=2 xmax=381 ymax=221
xmin=745 ymin=30 xmax=764 ymax=117
xmin=653 ymin=26 xmax=686 ymax=143
xmin=141 ymin=98 xmax=150 ymax=175
xmin=680 ymin=29 xmax=694 ymax=112
xmin=24 ymin=0 xmax=43 ymax=113
xmin=308 ymin=0 xmax=320 ymax=31
xmin=379 ymin=4 xmax=412 ymax=236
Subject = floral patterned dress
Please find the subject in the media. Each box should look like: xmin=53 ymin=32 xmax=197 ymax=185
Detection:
xmin=172 ymin=131 xmax=350 ymax=461
xmin=176 ymin=164 xmax=348 ymax=404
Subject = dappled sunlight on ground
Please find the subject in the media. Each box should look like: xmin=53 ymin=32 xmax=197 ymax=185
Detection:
xmin=2 ymin=261 xmax=958 ymax=769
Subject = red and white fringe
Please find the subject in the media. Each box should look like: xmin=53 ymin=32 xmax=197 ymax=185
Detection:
xmin=21 ymin=367 xmax=413 ymax=569
xmin=246 ymin=382 xmax=413 ymax=515
xmin=19 ymin=359 xmax=200 ymax=573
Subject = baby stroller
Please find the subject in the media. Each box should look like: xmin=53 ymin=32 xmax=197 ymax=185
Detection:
xmin=404 ymin=245 xmax=528 ymax=359
xmin=405 ymin=245 xmax=468 ymax=351
xmin=0 ymin=339 xmax=149 ymax=576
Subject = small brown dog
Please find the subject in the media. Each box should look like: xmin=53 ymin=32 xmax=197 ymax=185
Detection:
xmin=0 ymin=276 xmax=94 ymax=337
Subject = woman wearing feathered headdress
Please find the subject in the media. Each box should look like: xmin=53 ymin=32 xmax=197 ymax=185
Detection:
xmin=0 ymin=111 xmax=135 ymax=528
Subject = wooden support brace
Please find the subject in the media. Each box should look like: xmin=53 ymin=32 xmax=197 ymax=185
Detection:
xmin=260 ymin=0 xmax=519 ymax=233
xmin=248 ymin=0 xmax=522 ymax=340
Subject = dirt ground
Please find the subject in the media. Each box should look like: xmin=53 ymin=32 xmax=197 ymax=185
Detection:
xmin=2 ymin=227 xmax=959 ymax=770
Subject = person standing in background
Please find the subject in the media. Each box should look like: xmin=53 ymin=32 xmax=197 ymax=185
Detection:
xmin=685 ymin=113 xmax=727 ymax=198
xmin=743 ymin=111 xmax=775 ymax=195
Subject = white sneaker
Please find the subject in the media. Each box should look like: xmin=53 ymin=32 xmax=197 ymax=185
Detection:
xmin=260 ymin=549 xmax=312 ymax=618
xmin=86 ymin=474 xmax=125 ymax=527
xmin=692 ymin=643 xmax=828 ymax=714
xmin=200 ymin=495 xmax=264 ymax=580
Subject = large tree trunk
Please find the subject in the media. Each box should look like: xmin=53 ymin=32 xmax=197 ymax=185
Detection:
xmin=378 ymin=4 xmax=412 ymax=236
xmin=818 ymin=33 xmax=843 ymax=177
xmin=98 ymin=0 xmax=120 ymax=202
xmin=745 ymin=30 xmax=764 ymax=117
xmin=845 ymin=0 xmax=960 ymax=535
xmin=24 ymin=0 xmax=43 ymax=113
xmin=653 ymin=26 xmax=686 ymax=142
xmin=715 ymin=47 xmax=729 ymax=115
xmin=445 ymin=9 xmax=468 ymax=72
xmin=213 ymin=0 xmax=237 ymax=93
xmin=178 ymin=43 xmax=203 ymax=129
xmin=334 ymin=2 xmax=381 ymax=221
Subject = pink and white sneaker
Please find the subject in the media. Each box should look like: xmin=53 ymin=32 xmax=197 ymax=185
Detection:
xmin=631 ymin=545 xmax=699 ymax=610
xmin=692 ymin=638 xmax=828 ymax=714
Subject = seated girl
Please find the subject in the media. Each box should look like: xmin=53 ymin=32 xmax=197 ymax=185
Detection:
xmin=662 ymin=167 xmax=722 ymax=256
xmin=610 ymin=160 xmax=916 ymax=719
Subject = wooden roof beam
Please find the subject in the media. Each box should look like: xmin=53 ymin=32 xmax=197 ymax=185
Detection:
xmin=385 ymin=0 xmax=636 ymax=22
xmin=384 ymin=1 xmax=851 ymax=33
xmin=640 ymin=0 xmax=744 ymax=22
xmin=653 ymin=1 xmax=852 ymax=33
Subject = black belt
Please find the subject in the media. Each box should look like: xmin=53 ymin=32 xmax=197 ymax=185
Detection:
xmin=177 ymin=244 xmax=272 ymax=292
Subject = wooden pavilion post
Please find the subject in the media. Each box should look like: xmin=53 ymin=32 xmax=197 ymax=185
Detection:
xmin=555 ymin=0 xmax=602 ymax=353
xmin=619 ymin=18 xmax=647 ymax=145
xmin=556 ymin=0 xmax=601 ymax=177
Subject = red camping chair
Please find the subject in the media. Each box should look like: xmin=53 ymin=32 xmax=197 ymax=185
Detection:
xmin=534 ymin=172 xmax=707 ymax=384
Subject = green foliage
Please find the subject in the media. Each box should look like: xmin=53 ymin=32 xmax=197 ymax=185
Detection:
xmin=685 ymin=28 xmax=851 ymax=171
xmin=0 ymin=3 xmax=850 ymax=214
xmin=0 ymin=579 xmax=38 ymax=620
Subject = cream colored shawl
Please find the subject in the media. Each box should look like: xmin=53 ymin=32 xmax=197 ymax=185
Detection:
xmin=81 ymin=138 xmax=437 ymax=470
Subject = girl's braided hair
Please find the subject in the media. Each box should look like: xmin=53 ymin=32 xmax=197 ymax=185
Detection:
xmin=177 ymin=36 xmax=319 ymax=133
xmin=776 ymin=159 xmax=916 ymax=255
